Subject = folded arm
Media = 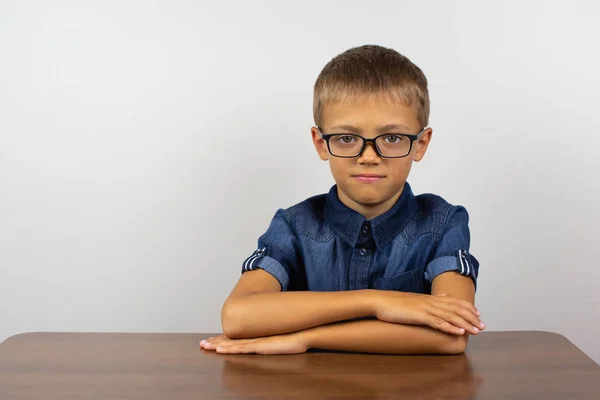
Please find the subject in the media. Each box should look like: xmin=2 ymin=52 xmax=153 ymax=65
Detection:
xmin=221 ymin=270 xmax=376 ymax=339
xmin=301 ymin=319 xmax=464 ymax=355
xmin=300 ymin=271 xmax=478 ymax=354
xmin=221 ymin=269 xmax=480 ymax=351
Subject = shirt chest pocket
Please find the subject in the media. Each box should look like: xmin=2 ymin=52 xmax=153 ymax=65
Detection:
xmin=372 ymin=270 xmax=424 ymax=294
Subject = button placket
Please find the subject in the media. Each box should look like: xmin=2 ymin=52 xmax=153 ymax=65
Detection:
xmin=356 ymin=247 xmax=372 ymax=289
xmin=360 ymin=222 xmax=370 ymax=235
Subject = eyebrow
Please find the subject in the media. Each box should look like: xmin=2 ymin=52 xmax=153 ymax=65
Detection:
xmin=329 ymin=124 xmax=413 ymax=133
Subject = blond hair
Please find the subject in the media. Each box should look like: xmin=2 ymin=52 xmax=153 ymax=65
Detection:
xmin=313 ymin=45 xmax=430 ymax=129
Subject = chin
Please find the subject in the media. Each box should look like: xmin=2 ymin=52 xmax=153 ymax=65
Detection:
xmin=347 ymin=187 xmax=386 ymax=205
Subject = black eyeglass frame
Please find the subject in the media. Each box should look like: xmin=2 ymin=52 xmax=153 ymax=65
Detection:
xmin=317 ymin=127 xmax=426 ymax=158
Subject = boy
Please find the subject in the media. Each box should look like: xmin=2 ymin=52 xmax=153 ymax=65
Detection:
xmin=200 ymin=45 xmax=483 ymax=355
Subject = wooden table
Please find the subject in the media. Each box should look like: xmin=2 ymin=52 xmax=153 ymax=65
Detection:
xmin=1 ymin=331 xmax=599 ymax=399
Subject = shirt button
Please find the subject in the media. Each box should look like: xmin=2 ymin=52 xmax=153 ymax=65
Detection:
xmin=359 ymin=248 xmax=367 ymax=256
xmin=361 ymin=225 xmax=369 ymax=234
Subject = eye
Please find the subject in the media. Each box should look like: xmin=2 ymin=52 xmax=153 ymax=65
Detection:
xmin=335 ymin=135 xmax=357 ymax=144
xmin=383 ymin=134 xmax=405 ymax=144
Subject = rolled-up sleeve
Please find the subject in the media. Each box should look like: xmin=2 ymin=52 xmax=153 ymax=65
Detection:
xmin=424 ymin=206 xmax=480 ymax=289
xmin=241 ymin=209 xmax=301 ymax=291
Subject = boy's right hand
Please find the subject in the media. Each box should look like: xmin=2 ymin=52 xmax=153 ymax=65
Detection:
xmin=372 ymin=291 xmax=484 ymax=335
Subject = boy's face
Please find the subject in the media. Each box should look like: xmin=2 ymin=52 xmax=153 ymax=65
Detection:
xmin=311 ymin=96 xmax=432 ymax=219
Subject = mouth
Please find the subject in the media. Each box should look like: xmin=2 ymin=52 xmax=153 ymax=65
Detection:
xmin=353 ymin=174 xmax=385 ymax=183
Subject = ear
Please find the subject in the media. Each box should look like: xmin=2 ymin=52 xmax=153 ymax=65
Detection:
xmin=413 ymin=127 xmax=433 ymax=162
xmin=311 ymin=127 xmax=329 ymax=161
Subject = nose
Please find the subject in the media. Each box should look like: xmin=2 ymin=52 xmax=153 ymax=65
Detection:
xmin=358 ymin=141 xmax=380 ymax=164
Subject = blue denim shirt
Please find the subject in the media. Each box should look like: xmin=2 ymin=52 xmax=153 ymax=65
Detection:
xmin=242 ymin=182 xmax=479 ymax=293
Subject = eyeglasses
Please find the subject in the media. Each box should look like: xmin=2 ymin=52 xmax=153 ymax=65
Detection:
xmin=317 ymin=127 xmax=425 ymax=158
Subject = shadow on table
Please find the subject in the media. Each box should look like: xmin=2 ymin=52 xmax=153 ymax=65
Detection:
xmin=204 ymin=350 xmax=482 ymax=399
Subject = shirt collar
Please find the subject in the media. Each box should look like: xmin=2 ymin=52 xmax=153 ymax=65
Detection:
xmin=324 ymin=182 xmax=419 ymax=248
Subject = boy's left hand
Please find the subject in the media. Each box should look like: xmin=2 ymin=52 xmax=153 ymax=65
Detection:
xmin=199 ymin=332 xmax=308 ymax=355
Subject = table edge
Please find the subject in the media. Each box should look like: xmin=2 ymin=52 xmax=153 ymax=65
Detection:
xmin=2 ymin=330 xmax=598 ymax=367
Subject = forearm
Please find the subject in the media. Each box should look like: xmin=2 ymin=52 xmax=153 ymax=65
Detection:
xmin=301 ymin=318 xmax=469 ymax=355
xmin=221 ymin=290 xmax=376 ymax=339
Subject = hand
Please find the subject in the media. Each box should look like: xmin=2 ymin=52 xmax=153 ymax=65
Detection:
xmin=199 ymin=332 xmax=309 ymax=355
xmin=373 ymin=291 xmax=484 ymax=335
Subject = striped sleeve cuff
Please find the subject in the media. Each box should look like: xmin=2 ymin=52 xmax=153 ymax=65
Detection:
xmin=241 ymin=248 xmax=290 ymax=290
xmin=424 ymin=249 xmax=478 ymax=289
xmin=243 ymin=247 xmax=268 ymax=271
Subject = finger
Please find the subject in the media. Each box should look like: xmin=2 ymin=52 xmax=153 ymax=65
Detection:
xmin=202 ymin=337 xmax=234 ymax=350
xmin=456 ymin=299 xmax=480 ymax=316
xmin=200 ymin=339 xmax=216 ymax=347
xmin=437 ymin=296 xmax=480 ymax=317
xmin=441 ymin=303 xmax=485 ymax=331
xmin=441 ymin=312 xmax=480 ymax=335
xmin=428 ymin=316 xmax=465 ymax=335
xmin=201 ymin=341 xmax=217 ymax=350
xmin=431 ymin=305 xmax=483 ymax=334
xmin=200 ymin=334 xmax=228 ymax=346
xmin=461 ymin=301 xmax=480 ymax=316
xmin=200 ymin=337 xmax=214 ymax=346
xmin=455 ymin=307 xmax=485 ymax=331
xmin=216 ymin=343 xmax=256 ymax=354
xmin=448 ymin=298 xmax=480 ymax=316
xmin=211 ymin=338 xmax=258 ymax=349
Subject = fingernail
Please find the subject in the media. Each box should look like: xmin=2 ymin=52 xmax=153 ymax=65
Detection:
xmin=472 ymin=327 xmax=479 ymax=333
xmin=459 ymin=328 xmax=465 ymax=333
xmin=216 ymin=347 xmax=223 ymax=352
xmin=480 ymin=322 xmax=485 ymax=329
xmin=200 ymin=340 xmax=207 ymax=346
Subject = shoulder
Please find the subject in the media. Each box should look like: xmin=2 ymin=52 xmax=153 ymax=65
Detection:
xmin=280 ymin=193 xmax=332 ymax=241
xmin=285 ymin=192 xmax=327 ymax=218
xmin=404 ymin=193 xmax=469 ymax=241
xmin=415 ymin=193 xmax=468 ymax=220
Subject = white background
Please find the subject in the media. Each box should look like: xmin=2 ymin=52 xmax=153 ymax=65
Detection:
xmin=1 ymin=0 xmax=599 ymax=362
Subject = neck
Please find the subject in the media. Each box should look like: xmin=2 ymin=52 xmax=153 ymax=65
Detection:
xmin=337 ymin=186 xmax=404 ymax=220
